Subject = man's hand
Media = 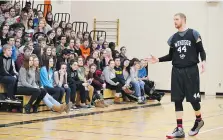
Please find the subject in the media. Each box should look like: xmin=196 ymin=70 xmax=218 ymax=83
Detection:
xmin=200 ymin=61 xmax=206 ymax=74
xmin=145 ymin=55 xmax=159 ymax=64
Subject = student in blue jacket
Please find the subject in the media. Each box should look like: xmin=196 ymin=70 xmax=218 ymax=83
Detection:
xmin=40 ymin=57 xmax=64 ymax=103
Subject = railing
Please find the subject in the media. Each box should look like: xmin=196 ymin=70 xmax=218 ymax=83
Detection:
xmin=54 ymin=13 xmax=70 ymax=23
xmin=72 ymin=21 xmax=88 ymax=33
xmin=90 ymin=30 xmax=106 ymax=41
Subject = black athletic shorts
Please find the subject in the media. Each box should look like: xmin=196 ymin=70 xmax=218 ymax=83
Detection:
xmin=171 ymin=65 xmax=200 ymax=102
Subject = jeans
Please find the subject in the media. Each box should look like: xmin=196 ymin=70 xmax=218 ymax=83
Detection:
xmin=44 ymin=86 xmax=61 ymax=102
xmin=131 ymin=80 xmax=145 ymax=97
xmin=43 ymin=93 xmax=61 ymax=108
xmin=0 ymin=76 xmax=17 ymax=98
xmin=69 ymin=82 xmax=86 ymax=104
xmin=57 ymin=86 xmax=70 ymax=104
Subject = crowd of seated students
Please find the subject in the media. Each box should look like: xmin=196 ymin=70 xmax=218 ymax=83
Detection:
xmin=0 ymin=0 xmax=164 ymax=114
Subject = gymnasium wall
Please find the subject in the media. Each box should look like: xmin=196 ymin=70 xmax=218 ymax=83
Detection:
xmin=52 ymin=1 xmax=223 ymax=95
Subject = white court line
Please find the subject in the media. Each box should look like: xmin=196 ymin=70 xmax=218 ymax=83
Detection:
xmin=199 ymin=127 xmax=223 ymax=134
xmin=185 ymin=127 xmax=223 ymax=138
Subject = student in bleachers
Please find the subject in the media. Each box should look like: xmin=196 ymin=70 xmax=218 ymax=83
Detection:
xmin=54 ymin=62 xmax=72 ymax=110
xmin=65 ymin=28 xmax=71 ymax=43
xmin=103 ymin=60 xmax=123 ymax=104
xmin=67 ymin=38 xmax=75 ymax=50
xmin=70 ymin=30 xmax=76 ymax=40
xmin=129 ymin=59 xmax=146 ymax=104
xmin=76 ymin=31 xmax=83 ymax=43
xmin=138 ymin=59 xmax=164 ymax=101
xmin=46 ymin=30 xmax=56 ymax=45
xmin=15 ymin=38 xmax=21 ymax=54
xmin=33 ymin=10 xmax=43 ymax=27
xmin=45 ymin=12 xmax=53 ymax=27
xmin=114 ymin=57 xmax=133 ymax=96
xmin=77 ymin=57 xmax=94 ymax=105
xmin=96 ymin=37 xmax=105 ymax=50
xmin=9 ymin=7 xmax=16 ymax=18
xmin=40 ymin=57 xmax=63 ymax=103
xmin=85 ymin=56 xmax=95 ymax=68
xmin=83 ymin=32 xmax=92 ymax=43
xmin=52 ymin=21 xmax=59 ymax=29
xmin=88 ymin=64 xmax=106 ymax=107
xmin=35 ymin=18 xmax=51 ymax=34
xmin=14 ymin=2 xmax=21 ymax=16
xmin=66 ymin=23 xmax=72 ymax=30
xmin=100 ymin=49 xmax=107 ymax=71
xmin=73 ymin=39 xmax=82 ymax=57
xmin=0 ymin=24 xmax=9 ymax=46
xmin=27 ymin=8 xmax=34 ymax=19
xmin=119 ymin=46 xmax=128 ymax=63
xmin=0 ymin=9 xmax=9 ymax=26
xmin=56 ymin=49 xmax=70 ymax=70
xmin=103 ymin=41 xmax=109 ymax=49
xmin=51 ymin=47 xmax=57 ymax=69
xmin=42 ymin=46 xmax=52 ymax=64
xmin=0 ymin=44 xmax=20 ymax=103
xmin=59 ymin=21 xmax=66 ymax=33
xmin=80 ymin=39 xmax=90 ymax=59
xmin=16 ymin=55 xmax=43 ymax=113
xmin=0 ymin=36 xmax=17 ymax=61
xmin=32 ymin=54 xmax=69 ymax=113
xmin=90 ymin=40 xmax=98 ymax=52
xmin=18 ymin=8 xmax=28 ymax=29
xmin=83 ymin=67 xmax=95 ymax=107
xmin=67 ymin=59 xmax=88 ymax=108
xmin=108 ymin=42 xmax=119 ymax=59
xmin=18 ymin=40 xmax=33 ymax=56
xmin=92 ymin=50 xmax=101 ymax=70
xmin=16 ymin=45 xmax=32 ymax=70
xmin=6 ymin=8 xmax=16 ymax=26
xmin=56 ymin=35 xmax=67 ymax=56
xmin=25 ymin=18 xmax=34 ymax=37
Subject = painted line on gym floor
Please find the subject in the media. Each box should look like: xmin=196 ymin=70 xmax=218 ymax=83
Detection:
xmin=199 ymin=127 xmax=223 ymax=134
xmin=185 ymin=127 xmax=223 ymax=138
xmin=0 ymin=103 xmax=161 ymax=128
xmin=1 ymin=126 xmax=160 ymax=139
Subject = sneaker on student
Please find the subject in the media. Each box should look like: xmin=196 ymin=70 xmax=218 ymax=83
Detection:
xmin=166 ymin=127 xmax=185 ymax=139
xmin=138 ymin=99 xmax=145 ymax=104
xmin=188 ymin=120 xmax=204 ymax=136
xmin=80 ymin=103 xmax=88 ymax=108
xmin=5 ymin=97 xmax=21 ymax=103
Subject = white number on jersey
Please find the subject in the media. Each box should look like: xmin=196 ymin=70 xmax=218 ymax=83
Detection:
xmin=177 ymin=46 xmax=187 ymax=53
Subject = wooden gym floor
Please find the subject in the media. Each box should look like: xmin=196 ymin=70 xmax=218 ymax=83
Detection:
xmin=0 ymin=94 xmax=223 ymax=140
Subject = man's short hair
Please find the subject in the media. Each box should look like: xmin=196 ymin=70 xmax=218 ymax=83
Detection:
xmin=175 ymin=13 xmax=186 ymax=22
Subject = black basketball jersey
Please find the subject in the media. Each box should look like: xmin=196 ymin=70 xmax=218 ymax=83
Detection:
xmin=169 ymin=29 xmax=199 ymax=68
